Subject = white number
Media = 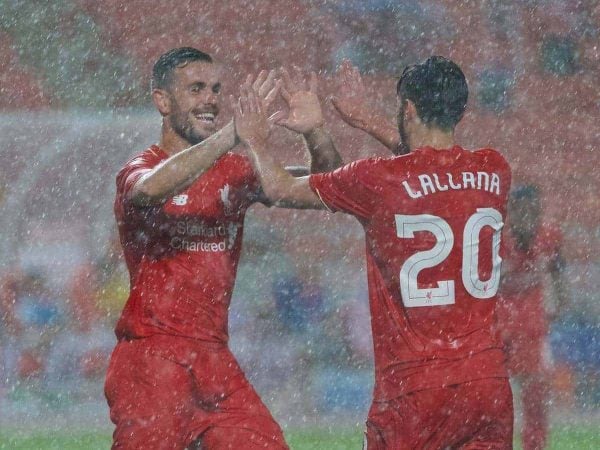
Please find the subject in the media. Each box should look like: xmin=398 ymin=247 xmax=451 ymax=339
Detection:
xmin=462 ymin=208 xmax=503 ymax=299
xmin=395 ymin=215 xmax=455 ymax=307
xmin=395 ymin=208 xmax=503 ymax=308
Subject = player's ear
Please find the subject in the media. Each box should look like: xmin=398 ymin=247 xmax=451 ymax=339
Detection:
xmin=152 ymin=89 xmax=172 ymax=117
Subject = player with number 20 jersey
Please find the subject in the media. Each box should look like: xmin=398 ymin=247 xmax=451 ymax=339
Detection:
xmin=311 ymin=147 xmax=512 ymax=448
xmin=312 ymin=146 xmax=511 ymax=398
xmin=233 ymin=56 xmax=514 ymax=449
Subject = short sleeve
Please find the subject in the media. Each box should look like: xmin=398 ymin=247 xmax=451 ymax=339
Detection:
xmin=116 ymin=158 xmax=153 ymax=205
xmin=309 ymin=159 xmax=379 ymax=220
xmin=114 ymin=151 xmax=164 ymax=231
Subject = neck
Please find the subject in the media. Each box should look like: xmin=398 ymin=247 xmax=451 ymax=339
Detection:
xmin=159 ymin=120 xmax=193 ymax=156
xmin=409 ymin=125 xmax=455 ymax=151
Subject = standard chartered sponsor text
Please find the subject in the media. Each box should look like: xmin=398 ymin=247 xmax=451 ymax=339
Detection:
xmin=171 ymin=237 xmax=228 ymax=252
xmin=176 ymin=220 xmax=227 ymax=237
xmin=171 ymin=220 xmax=235 ymax=252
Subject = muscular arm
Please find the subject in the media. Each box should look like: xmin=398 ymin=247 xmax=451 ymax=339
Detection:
xmin=131 ymin=70 xmax=280 ymax=206
xmin=302 ymin=126 xmax=343 ymax=173
xmin=275 ymin=68 xmax=343 ymax=173
xmin=253 ymin=126 xmax=339 ymax=203
xmin=247 ymin=139 xmax=324 ymax=210
xmin=234 ymin=84 xmax=324 ymax=210
xmin=355 ymin=113 xmax=402 ymax=153
xmin=129 ymin=121 xmax=237 ymax=206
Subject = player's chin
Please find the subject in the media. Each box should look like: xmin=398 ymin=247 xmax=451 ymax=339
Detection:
xmin=199 ymin=121 xmax=217 ymax=136
xmin=189 ymin=126 xmax=215 ymax=144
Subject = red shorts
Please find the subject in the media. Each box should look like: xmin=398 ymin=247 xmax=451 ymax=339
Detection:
xmin=104 ymin=335 xmax=288 ymax=450
xmin=365 ymin=378 xmax=513 ymax=450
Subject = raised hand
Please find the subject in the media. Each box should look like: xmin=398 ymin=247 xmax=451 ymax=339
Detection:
xmin=231 ymin=81 xmax=272 ymax=146
xmin=251 ymin=69 xmax=280 ymax=110
xmin=272 ymin=67 xmax=324 ymax=134
xmin=331 ymin=60 xmax=373 ymax=130
xmin=331 ymin=60 xmax=402 ymax=153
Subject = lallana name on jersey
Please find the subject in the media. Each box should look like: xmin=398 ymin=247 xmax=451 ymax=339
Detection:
xmin=402 ymin=171 xmax=501 ymax=199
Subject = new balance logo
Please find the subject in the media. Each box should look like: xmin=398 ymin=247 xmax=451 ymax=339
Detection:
xmin=172 ymin=194 xmax=188 ymax=206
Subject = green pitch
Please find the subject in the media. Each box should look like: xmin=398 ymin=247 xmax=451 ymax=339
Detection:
xmin=0 ymin=426 xmax=598 ymax=449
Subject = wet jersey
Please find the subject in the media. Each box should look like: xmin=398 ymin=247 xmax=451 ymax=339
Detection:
xmin=114 ymin=145 xmax=263 ymax=344
xmin=310 ymin=146 xmax=512 ymax=399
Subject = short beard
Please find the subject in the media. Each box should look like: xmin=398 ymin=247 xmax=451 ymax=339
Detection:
xmin=169 ymin=110 xmax=205 ymax=146
xmin=169 ymin=99 xmax=206 ymax=145
xmin=397 ymin=111 xmax=410 ymax=155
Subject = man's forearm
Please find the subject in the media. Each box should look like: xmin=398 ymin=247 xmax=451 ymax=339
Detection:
xmin=246 ymin=139 xmax=323 ymax=209
xmin=247 ymin=140 xmax=295 ymax=201
xmin=363 ymin=113 xmax=402 ymax=153
xmin=302 ymin=126 xmax=343 ymax=173
xmin=131 ymin=121 xmax=238 ymax=206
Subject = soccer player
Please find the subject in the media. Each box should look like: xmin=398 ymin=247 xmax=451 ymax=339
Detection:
xmin=233 ymin=56 xmax=514 ymax=449
xmin=497 ymin=185 xmax=568 ymax=450
xmin=104 ymin=47 xmax=341 ymax=450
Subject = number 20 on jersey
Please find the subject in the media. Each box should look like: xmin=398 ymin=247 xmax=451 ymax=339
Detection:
xmin=395 ymin=208 xmax=503 ymax=308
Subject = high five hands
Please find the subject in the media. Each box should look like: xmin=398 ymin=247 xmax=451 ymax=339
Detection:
xmin=330 ymin=60 xmax=372 ymax=130
xmin=233 ymin=67 xmax=326 ymax=146
xmin=331 ymin=60 xmax=402 ymax=153
xmin=233 ymin=63 xmax=399 ymax=152
xmin=231 ymin=78 xmax=274 ymax=147
xmin=271 ymin=67 xmax=324 ymax=134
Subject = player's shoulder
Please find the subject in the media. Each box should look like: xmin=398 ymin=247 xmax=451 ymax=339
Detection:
xmin=118 ymin=145 xmax=166 ymax=176
xmin=472 ymin=147 xmax=510 ymax=169
xmin=329 ymin=156 xmax=391 ymax=180
xmin=345 ymin=156 xmax=387 ymax=171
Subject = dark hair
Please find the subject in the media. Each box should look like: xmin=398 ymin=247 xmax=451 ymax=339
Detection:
xmin=511 ymin=184 xmax=540 ymax=201
xmin=151 ymin=47 xmax=213 ymax=90
xmin=396 ymin=56 xmax=468 ymax=130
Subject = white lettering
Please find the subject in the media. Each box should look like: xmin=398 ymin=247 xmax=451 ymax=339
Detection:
xmin=462 ymin=172 xmax=476 ymax=189
xmin=175 ymin=221 xmax=228 ymax=238
xmin=404 ymin=171 xmax=502 ymax=199
xmin=433 ymin=173 xmax=449 ymax=191
xmin=418 ymin=174 xmax=436 ymax=195
xmin=403 ymin=181 xmax=423 ymax=199
xmin=170 ymin=237 xmax=229 ymax=252
xmin=477 ymin=172 xmax=490 ymax=191
xmin=448 ymin=173 xmax=462 ymax=189
xmin=490 ymin=173 xmax=500 ymax=195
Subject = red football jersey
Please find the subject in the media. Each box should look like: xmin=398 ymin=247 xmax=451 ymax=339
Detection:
xmin=114 ymin=145 xmax=263 ymax=343
xmin=310 ymin=146 xmax=512 ymax=399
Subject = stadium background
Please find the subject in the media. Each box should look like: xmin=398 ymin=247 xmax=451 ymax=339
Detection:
xmin=0 ymin=1 xmax=598 ymax=448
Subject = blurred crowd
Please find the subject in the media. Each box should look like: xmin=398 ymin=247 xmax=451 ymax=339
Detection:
xmin=0 ymin=238 xmax=123 ymax=408
xmin=0 ymin=0 xmax=599 ymax=424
